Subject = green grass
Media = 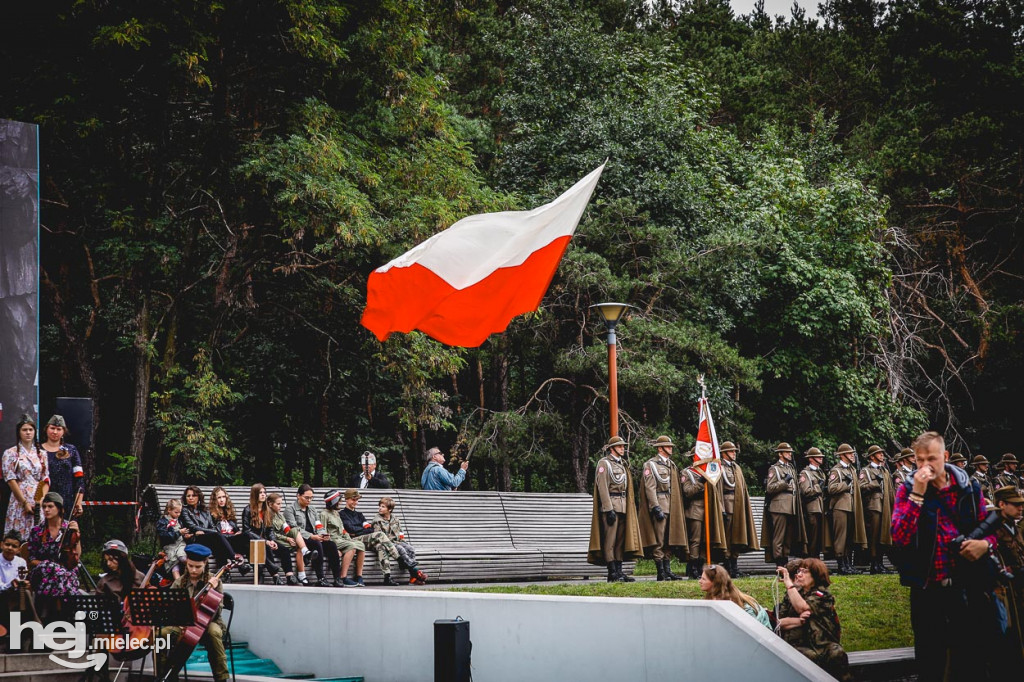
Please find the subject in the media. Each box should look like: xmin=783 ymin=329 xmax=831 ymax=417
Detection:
xmin=457 ymin=574 xmax=911 ymax=652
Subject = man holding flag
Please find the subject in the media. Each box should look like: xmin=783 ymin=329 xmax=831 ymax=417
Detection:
xmin=681 ymin=380 xmax=728 ymax=578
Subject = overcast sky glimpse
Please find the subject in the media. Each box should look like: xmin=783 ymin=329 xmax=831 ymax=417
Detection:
xmin=729 ymin=0 xmax=821 ymax=18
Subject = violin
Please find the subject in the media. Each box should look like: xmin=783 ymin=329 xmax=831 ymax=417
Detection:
xmin=110 ymin=552 xmax=166 ymax=662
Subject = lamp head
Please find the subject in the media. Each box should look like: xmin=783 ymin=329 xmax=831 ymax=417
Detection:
xmin=590 ymin=302 xmax=632 ymax=330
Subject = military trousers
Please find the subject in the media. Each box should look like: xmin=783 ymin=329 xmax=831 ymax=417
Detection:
xmin=722 ymin=512 xmax=737 ymax=559
xmin=804 ymin=511 xmax=823 ymax=558
xmin=357 ymin=530 xmax=401 ymax=573
xmin=687 ymin=518 xmax=705 ymax=561
xmin=831 ymin=510 xmax=852 ymax=556
xmin=651 ymin=513 xmax=670 ymax=560
xmin=770 ymin=512 xmax=793 ymax=561
xmin=602 ymin=512 xmax=626 ymax=562
xmin=160 ymin=621 xmax=228 ymax=682
xmin=864 ymin=509 xmax=882 ymax=559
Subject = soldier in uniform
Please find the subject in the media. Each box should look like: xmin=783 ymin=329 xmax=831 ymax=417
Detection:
xmin=993 ymin=485 xmax=1024 ymax=666
xmin=637 ymin=435 xmax=686 ymax=580
xmin=717 ymin=441 xmax=760 ymax=578
xmin=681 ymin=452 xmax=727 ymax=578
xmin=587 ymin=436 xmax=642 ymax=582
xmin=859 ymin=445 xmax=894 ymax=574
xmin=827 ymin=444 xmax=867 ymax=575
xmin=893 ymin=448 xmax=915 ymax=486
xmin=948 ymin=452 xmax=968 ymax=470
xmin=970 ymin=455 xmax=993 ymax=502
xmin=760 ymin=442 xmax=805 ymax=568
xmin=799 ymin=447 xmax=827 ymax=559
xmin=995 ymin=454 xmax=1022 ymax=494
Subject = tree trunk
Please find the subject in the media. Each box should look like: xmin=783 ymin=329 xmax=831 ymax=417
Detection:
xmin=570 ymin=385 xmax=590 ymax=493
xmin=129 ymin=296 xmax=151 ymax=500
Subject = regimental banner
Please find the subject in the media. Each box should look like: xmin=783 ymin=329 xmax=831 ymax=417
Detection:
xmin=0 ymin=119 xmax=40 ymax=423
xmin=693 ymin=377 xmax=721 ymax=484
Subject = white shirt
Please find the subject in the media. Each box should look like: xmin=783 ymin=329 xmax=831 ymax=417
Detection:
xmin=358 ymin=474 xmax=370 ymax=489
xmin=0 ymin=553 xmax=27 ymax=591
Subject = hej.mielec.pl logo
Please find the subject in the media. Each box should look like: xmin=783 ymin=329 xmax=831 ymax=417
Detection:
xmin=8 ymin=610 xmax=172 ymax=670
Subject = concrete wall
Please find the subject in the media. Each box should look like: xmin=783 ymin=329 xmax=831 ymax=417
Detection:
xmin=226 ymin=585 xmax=833 ymax=682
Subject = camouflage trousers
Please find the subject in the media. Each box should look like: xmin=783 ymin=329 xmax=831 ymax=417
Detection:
xmin=360 ymin=530 xmax=400 ymax=573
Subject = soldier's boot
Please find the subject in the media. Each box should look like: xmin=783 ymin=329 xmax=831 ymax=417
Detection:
xmin=686 ymin=561 xmax=698 ymax=579
xmin=618 ymin=561 xmax=636 ymax=582
xmin=607 ymin=564 xmax=617 ymax=582
xmin=868 ymin=559 xmax=882 ymax=575
xmin=727 ymin=558 xmax=742 ymax=579
xmin=663 ymin=560 xmax=682 ymax=581
xmin=847 ymin=553 xmax=865 ymax=574
xmin=655 ymin=560 xmax=666 ymax=581
xmin=836 ymin=557 xmax=853 ymax=575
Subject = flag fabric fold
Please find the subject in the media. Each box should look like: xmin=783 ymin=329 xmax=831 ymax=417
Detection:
xmin=360 ymin=163 xmax=605 ymax=347
xmin=694 ymin=390 xmax=722 ymax=484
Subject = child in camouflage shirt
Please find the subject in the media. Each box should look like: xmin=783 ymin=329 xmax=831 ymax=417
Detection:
xmin=373 ymin=497 xmax=427 ymax=585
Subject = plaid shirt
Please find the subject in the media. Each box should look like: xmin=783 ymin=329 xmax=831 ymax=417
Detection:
xmin=891 ymin=479 xmax=995 ymax=585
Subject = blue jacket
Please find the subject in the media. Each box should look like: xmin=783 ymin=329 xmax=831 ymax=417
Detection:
xmin=421 ymin=461 xmax=466 ymax=491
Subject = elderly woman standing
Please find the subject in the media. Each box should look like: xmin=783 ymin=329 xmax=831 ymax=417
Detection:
xmin=40 ymin=415 xmax=85 ymax=518
xmin=3 ymin=414 xmax=49 ymax=539
xmin=776 ymin=558 xmax=852 ymax=682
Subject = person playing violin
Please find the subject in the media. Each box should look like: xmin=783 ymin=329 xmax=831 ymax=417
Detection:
xmin=25 ymin=492 xmax=80 ymax=623
xmin=159 ymin=544 xmax=229 ymax=682
xmin=95 ymin=539 xmax=145 ymax=602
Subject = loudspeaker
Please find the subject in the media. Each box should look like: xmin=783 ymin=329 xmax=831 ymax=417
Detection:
xmin=55 ymin=397 xmax=94 ymax=453
xmin=434 ymin=618 xmax=471 ymax=682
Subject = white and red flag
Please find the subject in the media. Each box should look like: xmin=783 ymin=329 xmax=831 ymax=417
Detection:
xmin=360 ymin=163 xmax=606 ymax=348
xmin=693 ymin=377 xmax=721 ymax=484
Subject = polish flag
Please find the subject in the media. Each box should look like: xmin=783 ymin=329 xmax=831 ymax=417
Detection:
xmin=360 ymin=163 xmax=606 ymax=347
xmin=693 ymin=382 xmax=721 ymax=484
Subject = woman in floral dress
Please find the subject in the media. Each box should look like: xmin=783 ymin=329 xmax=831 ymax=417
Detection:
xmin=27 ymin=491 xmax=81 ymax=622
xmin=3 ymin=414 xmax=49 ymax=538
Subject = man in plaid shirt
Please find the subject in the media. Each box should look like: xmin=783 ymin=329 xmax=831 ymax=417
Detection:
xmin=891 ymin=431 xmax=996 ymax=682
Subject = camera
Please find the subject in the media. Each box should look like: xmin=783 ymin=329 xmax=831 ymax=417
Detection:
xmin=950 ymin=511 xmax=1015 ymax=582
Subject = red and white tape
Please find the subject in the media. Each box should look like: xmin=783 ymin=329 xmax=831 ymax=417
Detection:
xmin=81 ymin=501 xmax=140 ymax=506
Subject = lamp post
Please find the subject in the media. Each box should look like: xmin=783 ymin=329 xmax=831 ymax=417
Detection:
xmin=590 ymin=302 xmax=631 ymax=438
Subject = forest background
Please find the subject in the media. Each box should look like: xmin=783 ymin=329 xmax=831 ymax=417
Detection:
xmin=2 ymin=0 xmax=1021 ymax=502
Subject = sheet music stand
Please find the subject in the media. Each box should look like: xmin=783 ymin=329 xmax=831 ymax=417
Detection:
xmin=69 ymin=594 xmax=123 ymax=682
xmin=125 ymin=589 xmax=193 ymax=682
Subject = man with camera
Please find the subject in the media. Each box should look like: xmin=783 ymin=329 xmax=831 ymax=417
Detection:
xmin=891 ymin=431 xmax=997 ymax=682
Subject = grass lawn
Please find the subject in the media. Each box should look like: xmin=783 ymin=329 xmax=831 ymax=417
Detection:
xmin=458 ymin=573 xmax=911 ymax=652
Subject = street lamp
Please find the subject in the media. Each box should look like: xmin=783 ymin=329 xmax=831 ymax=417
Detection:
xmin=590 ymin=302 xmax=632 ymax=438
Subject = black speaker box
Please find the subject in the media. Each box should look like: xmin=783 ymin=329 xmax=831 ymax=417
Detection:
xmin=434 ymin=618 xmax=471 ymax=682
xmin=55 ymin=396 xmax=94 ymax=453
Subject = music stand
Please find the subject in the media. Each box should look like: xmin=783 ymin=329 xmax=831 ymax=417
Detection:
xmin=126 ymin=589 xmax=193 ymax=682
xmin=69 ymin=594 xmax=123 ymax=682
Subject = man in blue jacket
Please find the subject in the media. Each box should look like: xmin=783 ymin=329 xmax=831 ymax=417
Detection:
xmin=421 ymin=447 xmax=468 ymax=490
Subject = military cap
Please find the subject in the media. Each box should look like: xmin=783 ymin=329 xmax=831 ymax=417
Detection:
xmin=185 ymin=544 xmax=213 ymax=561
xmin=971 ymin=455 xmax=990 ymax=466
xmin=603 ymin=436 xmax=627 ymax=450
xmin=650 ymin=435 xmax=676 ymax=450
xmin=803 ymin=447 xmax=824 ymax=459
xmin=16 ymin=413 xmax=36 ymax=429
xmin=949 ymin=452 xmax=967 ymax=464
xmin=865 ymin=445 xmax=885 ymax=458
xmin=893 ymin=447 xmax=915 ymax=463
xmin=999 ymin=453 xmax=1019 ymax=465
xmin=835 ymin=443 xmax=856 ymax=456
xmin=102 ymin=539 xmax=129 ymax=556
xmin=775 ymin=442 xmax=794 ymax=453
xmin=719 ymin=441 xmax=739 ymax=454
xmin=47 ymin=414 xmax=67 ymax=429
xmin=994 ymin=485 xmax=1024 ymax=505
xmin=344 ymin=488 xmax=362 ymax=500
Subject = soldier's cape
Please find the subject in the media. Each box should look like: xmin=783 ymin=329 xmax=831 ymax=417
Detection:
xmin=587 ymin=458 xmax=643 ymax=566
xmin=760 ymin=461 xmax=808 ymax=563
xmin=726 ymin=463 xmax=760 ymax=552
xmin=879 ymin=467 xmax=894 ymax=547
xmin=637 ymin=457 xmax=687 ymax=557
xmin=823 ymin=464 xmax=868 ymax=558
xmin=683 ymin=464 xmax=728 ymax=560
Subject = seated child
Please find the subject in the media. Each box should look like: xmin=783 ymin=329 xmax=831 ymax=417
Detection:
xmin=373 ymin=496 xmax=427 ymax=585
xmin=156 ymin=499 xmax=187 ymax=579
xmin=320 ymin=490 xmax=367 ymax=587
xmin=267 ymin=492 xmax=318 ymax=585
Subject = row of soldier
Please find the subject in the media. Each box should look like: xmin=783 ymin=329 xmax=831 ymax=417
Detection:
xmin=587 ymin=435 xmax=1020 ymax=581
